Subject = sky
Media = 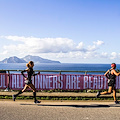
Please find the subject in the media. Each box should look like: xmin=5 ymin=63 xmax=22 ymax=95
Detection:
xmin=0 ymin=0 xmax=120 ymax=63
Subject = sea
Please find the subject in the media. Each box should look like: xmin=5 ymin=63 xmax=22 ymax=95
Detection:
xmin=0 ymin=63 xmax=120 ymax=75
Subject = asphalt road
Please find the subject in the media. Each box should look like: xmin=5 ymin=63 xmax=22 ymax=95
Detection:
xmin=1 ymin=100 xmax=120 ymax=120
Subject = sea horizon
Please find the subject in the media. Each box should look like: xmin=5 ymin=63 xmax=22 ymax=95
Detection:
xmin=0 ymin=63 xmax=120 ymax=75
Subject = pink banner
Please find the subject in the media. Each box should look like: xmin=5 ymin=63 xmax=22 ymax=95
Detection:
xmin=0 ymin=73 xmax=8 ymax=89
xmin=7 ymin=74 xmax=120 ymax=90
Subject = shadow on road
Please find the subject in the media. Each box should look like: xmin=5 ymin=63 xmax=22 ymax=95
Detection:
xmin=20 ymin=103 xmax=120 ymax=108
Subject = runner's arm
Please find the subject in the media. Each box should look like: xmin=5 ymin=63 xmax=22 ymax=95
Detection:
xmin=104 ymin=69 xmax=109 ymax=76
xmin=21 ymin=69 xmax=28 ymax=79
xmin=112 ymin=69 xmax=120 ymax=76
xmin=33 ymin=71 xmax=40 ymax=76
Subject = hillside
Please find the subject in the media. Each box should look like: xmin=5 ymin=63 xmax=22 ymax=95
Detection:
xmin=0 ymin=55 xmax=60 ymax=63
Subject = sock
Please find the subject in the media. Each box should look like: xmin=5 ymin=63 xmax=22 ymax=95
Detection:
xmin=15 ymin=90 xmax=23 ymax=97
xmin=33 ymin=92 xmax=37 ymax=102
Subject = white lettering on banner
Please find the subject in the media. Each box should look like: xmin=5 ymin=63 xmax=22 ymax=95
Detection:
xmin=57 ymin=75 xmax=63 ymax=89
xmin=36 ymin=75 xmax=64 ymax=89
xmin=37 ymin=75 xmax=42 ymax=89
xmin=31 ymin=77 xmax=34 ymax=85
xmin=53 ymin=76 xmax=58 ymax=89
xmin=66 ymin=75 xmax=81 ymax=89
xmin=84 ymin=76 xmax=105 ymax=90
xmin=4 ymin=74 xmax=120 ymax=90
xmin=17 ymin=75 xmax=20 ymax=88
xmin=0 ymin=75 xmax=6 ymax=88
xmin=43 ymin=75 xmax=49 ymax=89
xmin=77 ymin=76 xmax=80 ymax=89
xmin=89 ymin=76 xmax=92 ymax=89
xmin=34 ymin=76 xmax=37 ymax=88
xmin=88 ymin=76 xmax=93 ymax=89
xmin=118 ymin=76 xmax=120 ymax=89
xmin=49 ymin=77 xmax=52 ymax=89
xmin=18 ymin=75 xmax=24 ymax=88
xmin=12 ymin=75 xmax=17 ymax=88
xmin=3 ymin=75 xmax=6 ymax=88
xmin=84 ymin=76 xmax=88 ymax=89
xmin=71 ymin=75 xmax=77 ymax=89
xmin=104 ymin=77 xmax=107 ymax=89
xmin=93 ymin=76 xmax=98 ymax=89
xmin=116 ymin=76 xmax=120 ymax=89
xmin=11 ymin=75 xmax=24 ymax=89
xmin=98 ymin=76 xmax=103 ymax=89
xmin=66 ymin=75 xmax=71 ymax=89
xmin=0 ymin=75 xmax=2 ymax=88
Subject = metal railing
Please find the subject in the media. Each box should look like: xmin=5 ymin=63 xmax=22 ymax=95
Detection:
xmin=0 ymin=69 xmax=106 ymax=75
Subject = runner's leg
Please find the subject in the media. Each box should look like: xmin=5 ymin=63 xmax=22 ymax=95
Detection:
xmin=13 ymin=84 xmax=29 ymax=101
xmin=28 ymin=84 xmax=40 ymax=103
xmin=113 ymin=87 xmax=117 ymax=101
xmin=100 ymin=86 xmax=112 ymax=95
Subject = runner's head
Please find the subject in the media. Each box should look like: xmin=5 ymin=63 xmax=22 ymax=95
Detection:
xmin=26 ymin=61 xmax=34 ymax=68
xmin=111 ymin=63 xmax=116 ymax=69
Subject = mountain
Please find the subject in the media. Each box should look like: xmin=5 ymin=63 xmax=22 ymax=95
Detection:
xmin=0 ymin=55 xmax=60 ymax=63
xmin=0 ymin=56 xmax=26 ymax=63
xmin=22 ymin=55 xmax=60 ymax=63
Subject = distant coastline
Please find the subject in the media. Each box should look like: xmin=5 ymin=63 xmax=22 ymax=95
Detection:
xmin=0 ymin=55 xmax=60 ymax=64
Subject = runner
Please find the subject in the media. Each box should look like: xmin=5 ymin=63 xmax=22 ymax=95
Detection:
xmin=96 ymin=63 xmax=120 ymax=104
xmin=12 ymin=61 xmax=40 ymax=103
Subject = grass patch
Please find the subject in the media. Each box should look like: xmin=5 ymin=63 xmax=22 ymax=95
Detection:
xmin=0 ymin=95 xmax=117 ymax=101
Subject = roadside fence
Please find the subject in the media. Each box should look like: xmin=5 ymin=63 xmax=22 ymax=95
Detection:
xmin=1 ymin=70 xmax=120 ymax=91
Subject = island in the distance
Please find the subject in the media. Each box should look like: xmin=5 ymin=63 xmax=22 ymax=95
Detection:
xmin=0 ymin=55 xmax=60 ymax=63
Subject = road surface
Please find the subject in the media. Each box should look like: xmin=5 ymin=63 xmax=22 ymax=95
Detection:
xmin=0 ymin=100 xmax=120 ymax=120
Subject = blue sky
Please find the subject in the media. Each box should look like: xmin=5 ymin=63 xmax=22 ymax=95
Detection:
xmin=0 ymin=0 xmax=120 ymax=63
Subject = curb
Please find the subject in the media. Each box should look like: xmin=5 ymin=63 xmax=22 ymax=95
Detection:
xmin=0 ymin=92 xmax=120 ymax=97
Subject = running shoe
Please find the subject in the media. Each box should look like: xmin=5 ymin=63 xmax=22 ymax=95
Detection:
xmin=115 ymin=101 xmax=119 ymax=104
xmin=12 ymin=95 xmax=16 ymax=101
xmin=34 ymin=100 xmax=41 ymax=104
xmin=96 ymin=91 xmax=101 ymax=98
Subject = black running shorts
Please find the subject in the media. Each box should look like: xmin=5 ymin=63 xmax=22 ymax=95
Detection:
xmin=108 ymin=79 xmax=115 ymax=87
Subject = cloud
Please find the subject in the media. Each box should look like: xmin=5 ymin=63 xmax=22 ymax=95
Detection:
xmin=76 ymin=42 xmax=84 ymax=50
xmin=93 ymin=40 xmax=104 ymax=46
xmin=1 ymin=36 xmax=104 ymax=53
xmin=87 ymin=40 xmax=104 ymax=51
xmin=0 ymin=36 xmax=106 ymax=61
xmin=0 ymin=50 xmax=8 ymax=55
xmin=1 ymin=36 xmax=77 ymax=53
xmin=110 ymin=52 xmax=117 ymax=59
xmin=101 ymin=52 xmax=108 ymax=58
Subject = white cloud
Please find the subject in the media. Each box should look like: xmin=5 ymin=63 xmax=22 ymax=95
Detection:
xmin=0 ymin=36 xmax=111 ymax=63
xmin=1 ymin=36 xmax=105 ymax=53
xmin=0 ymin=50 xmax=8 ymax=55
xmin=101 ymin=52 xmax=108 ymax=58
xmin=1 ymin=36 xmax=28 ymax=42
xmin=76 ymin=42 xmax=84 ymax=50
xmin=87 ymin=40 xmax=104 ymax=51
xmin=110 ymin=52 xmax=117 ymax=59
xmin=2 ymin=36 xmax=77 ymax=53
xmin=93 ymin=40 xmax=104 ymax=46
xmin=87 ymin=45 xmax=96 ymax=51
